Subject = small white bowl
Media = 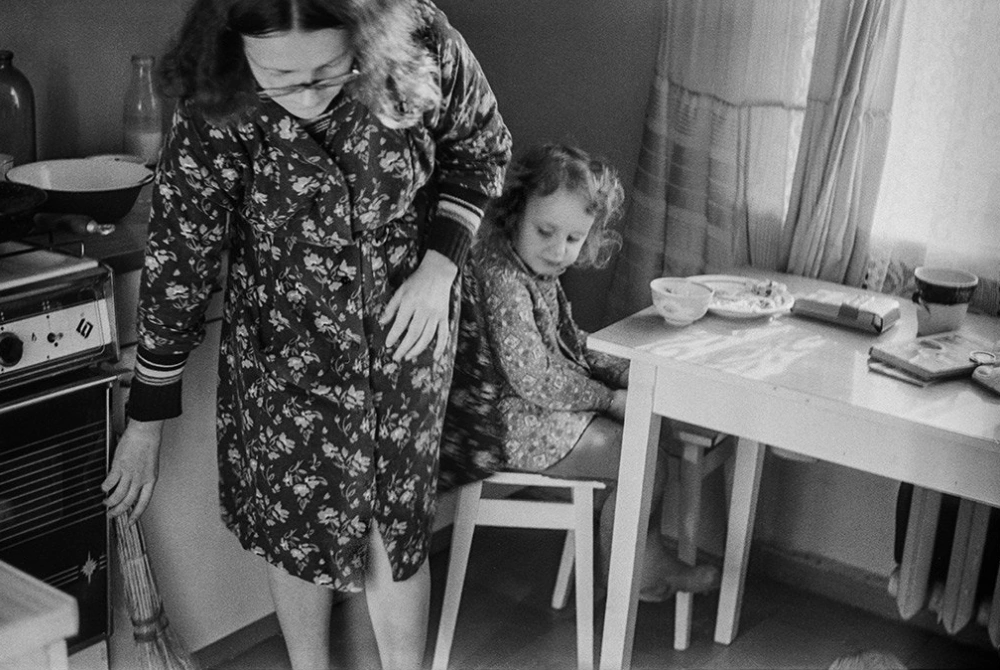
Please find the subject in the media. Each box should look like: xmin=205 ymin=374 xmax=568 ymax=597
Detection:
xmin=650 ymin=277 xmax=714 ymax=327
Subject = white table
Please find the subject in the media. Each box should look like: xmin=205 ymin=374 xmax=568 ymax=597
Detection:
xmin=589 ymin=270 xmax=1000 ymax=670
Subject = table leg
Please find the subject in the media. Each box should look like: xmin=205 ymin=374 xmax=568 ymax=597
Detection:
xmin=713 ymin=438 xmax=765 ymax=645
xmin=989 ymin=549 xmax=1000 ymax=649
xmin=599 ymin=363 xmax=663 ymax=670
xmin=673 ymin=440 xmax=704 ymax=651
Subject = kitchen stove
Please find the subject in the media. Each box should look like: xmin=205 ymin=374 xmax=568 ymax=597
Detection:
xmin=0 ymin=240 xmax=119 ymax=655
xmin=0 ymin=241 xmax=117 ymax=391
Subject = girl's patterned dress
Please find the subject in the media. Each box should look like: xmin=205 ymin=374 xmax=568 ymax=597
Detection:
xmin=126 ymin=3 xmax=510 ymax=591
xmin=443 ymin=230 xmax=629 ymax=476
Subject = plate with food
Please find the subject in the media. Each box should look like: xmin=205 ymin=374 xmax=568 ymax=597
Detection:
xmin=686 ymin=275 xmax=794 ymax=319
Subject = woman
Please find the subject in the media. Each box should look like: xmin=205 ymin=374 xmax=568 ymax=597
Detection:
xmin=100 ymin=1 xmax=510 ymax=668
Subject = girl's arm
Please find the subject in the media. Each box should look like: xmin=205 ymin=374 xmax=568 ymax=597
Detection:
xmin=579 ymin=328 xmax=630 ymax=389
xmin=485 ymin=274 xmax=617 ymax=412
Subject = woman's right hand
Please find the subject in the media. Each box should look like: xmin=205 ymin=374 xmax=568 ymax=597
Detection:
xmin=101 ymin=419 xmax=165 ymax=525
xmin=608 ymin=389 xmax=629 ymax=422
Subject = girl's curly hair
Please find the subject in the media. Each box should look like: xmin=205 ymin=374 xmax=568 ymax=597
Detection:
xmin=484 ymin=143 xmax=625 ymax=269
xmin=157 ymin=0 xmax=440 ymax=127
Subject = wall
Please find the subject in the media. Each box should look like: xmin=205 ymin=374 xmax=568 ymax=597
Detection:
xmin=436 ymin=0 xmax=662 ymax=333
xmin=0 ymin=0 xmax=185 ymax=160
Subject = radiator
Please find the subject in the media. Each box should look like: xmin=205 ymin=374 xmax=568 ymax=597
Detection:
xmin=887 ymin=486 xmax=1000 ymax=649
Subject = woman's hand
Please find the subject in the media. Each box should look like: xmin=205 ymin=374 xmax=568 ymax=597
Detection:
xmin=101 ymin=419 xmax=164 ymax=525
xmin=381 ymin=250 xmax=458 ymax=362
xmin=608 ymin=389 xmax=629 ymax=422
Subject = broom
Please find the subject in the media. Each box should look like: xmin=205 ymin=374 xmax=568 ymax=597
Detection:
xmin=114 ymin=515 xmax=201 ymax=670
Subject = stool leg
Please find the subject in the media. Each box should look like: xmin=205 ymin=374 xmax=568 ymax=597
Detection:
xmin=723 ymin=447 xmax=736 ymax=512
xmin=432 ymin=482 xmax=484 ymax=670
xmin=552 ymin=530 xmax=575 ymax=610
xmin=573 ymin=486 xmax=595 ymax=670
xmin=674 ymin=440 xmax=703 ymax=651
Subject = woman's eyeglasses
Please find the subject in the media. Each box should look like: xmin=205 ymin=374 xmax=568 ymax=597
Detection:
xmin=256 ymin=66 xmax=360 ymax=99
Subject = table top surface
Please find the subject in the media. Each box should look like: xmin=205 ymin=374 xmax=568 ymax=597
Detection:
xmin=589 ymin=270 xmax=1000 ymax=449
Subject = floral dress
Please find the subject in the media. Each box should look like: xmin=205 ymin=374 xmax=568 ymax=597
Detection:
xmin=442 ymin=230 xmax=629 ymax=477
xmin=126 ymin=3 xmax=510 ymax=591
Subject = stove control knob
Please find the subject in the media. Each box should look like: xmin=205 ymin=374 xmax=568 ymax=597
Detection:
xmin=0 ymin=332 xmax=24 ymax=367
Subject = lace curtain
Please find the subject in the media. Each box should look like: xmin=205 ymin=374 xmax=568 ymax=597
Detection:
xmin=779 ymin=0 xmax=904 ymax=284
xmin=863 ymin=0 xmax=1000 ymax=316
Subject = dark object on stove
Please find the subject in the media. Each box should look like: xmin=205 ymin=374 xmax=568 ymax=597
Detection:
xmin=6 ymin=158 xmax=152 ymax=223
xmin=0 ymin=180 xmax=46 ymax=242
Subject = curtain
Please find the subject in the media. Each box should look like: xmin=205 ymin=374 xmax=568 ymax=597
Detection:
xmin=863 ymin=0 xmax=1000 ymax=317
xmin=606 ymin=0 xmax=819 ymax=322
xmin=780 ymin=0 xmax=904 ymax=285
xmin=606 ymin=0 xmax=910 ymax=320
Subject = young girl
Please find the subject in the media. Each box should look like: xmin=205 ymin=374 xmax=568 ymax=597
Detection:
xmin=443 ymin=143 xmax=719 ymax=599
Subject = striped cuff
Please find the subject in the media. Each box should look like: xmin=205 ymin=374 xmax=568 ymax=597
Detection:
xmin=426 ymin=185 xmax=489 ymax=267
xmin=126 ymin=347 xmax=188 ymax=421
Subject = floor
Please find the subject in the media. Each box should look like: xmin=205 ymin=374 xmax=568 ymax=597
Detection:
xmin=211 ymin=527 xmax=998 ymax=670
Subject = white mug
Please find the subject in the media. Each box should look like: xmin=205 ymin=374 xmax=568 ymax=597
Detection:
xmin=914 ymin=301 xmax=969 ymax=337
xmin=912 ymin=266 xmax=978 ymax=336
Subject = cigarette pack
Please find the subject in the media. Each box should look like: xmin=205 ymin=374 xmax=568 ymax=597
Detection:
xmin=791 ymin=289 xmax=900 ymax=334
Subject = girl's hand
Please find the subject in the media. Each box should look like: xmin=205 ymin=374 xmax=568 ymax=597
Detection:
xmin=381 ymin=250 xmax=458 ymax=362
xmin=101 ymin=419 xmax=164 ymax=525
xmin=608 ymin=389 xmax=629 ymax=422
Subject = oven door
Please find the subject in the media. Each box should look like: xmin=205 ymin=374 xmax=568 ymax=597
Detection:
xmin=0 ymin=369 xmax=117 ymax=652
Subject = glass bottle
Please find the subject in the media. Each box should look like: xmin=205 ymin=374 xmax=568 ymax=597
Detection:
xmin=0 ymin=50 xmax=37 ymax=166
xmin=122 ymin=54 xmax=163 ymax=167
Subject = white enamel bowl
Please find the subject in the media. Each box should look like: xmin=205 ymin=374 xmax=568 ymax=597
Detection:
xmin=6 ymin=158 xmax=153 ymax=223
xmin=649 ymin=277 xmax=714 ymax=327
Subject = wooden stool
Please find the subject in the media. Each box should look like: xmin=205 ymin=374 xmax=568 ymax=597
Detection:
xmin=668 ymin=423 xmax=737 ymax=651
xmin=432 ymin=471 xmax=606 ymax=670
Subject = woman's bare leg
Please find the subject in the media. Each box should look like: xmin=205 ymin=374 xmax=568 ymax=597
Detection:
xmin=365 ymin=524 xmax=430 ymax=670
xmin=544 ymin=416 xmax=718 ymax=598
xmin=267 ymin=562 xmax=333 ymax=670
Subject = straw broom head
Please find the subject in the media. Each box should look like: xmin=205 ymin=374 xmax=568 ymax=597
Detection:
xmin=114 ymin=515 xmax=201 ymax=670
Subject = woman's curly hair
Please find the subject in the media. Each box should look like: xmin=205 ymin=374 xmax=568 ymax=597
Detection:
xmin=157 ymin=0 xmax=440 ymax=127
xmin=484 ymin=143 xmax=625 ymax=270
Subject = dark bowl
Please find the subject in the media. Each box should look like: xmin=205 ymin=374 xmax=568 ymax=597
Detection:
xmin=0 ymin=181 xmax=48 ymax=242
xmin=6 ymin=159 xmax=153 ymax=223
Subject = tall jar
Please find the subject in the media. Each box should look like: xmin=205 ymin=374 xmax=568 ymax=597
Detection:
xmin=122 ymin=54 xmax=163 ymax=167
xmin=0 ymin=50 xmax=37 ymax=166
